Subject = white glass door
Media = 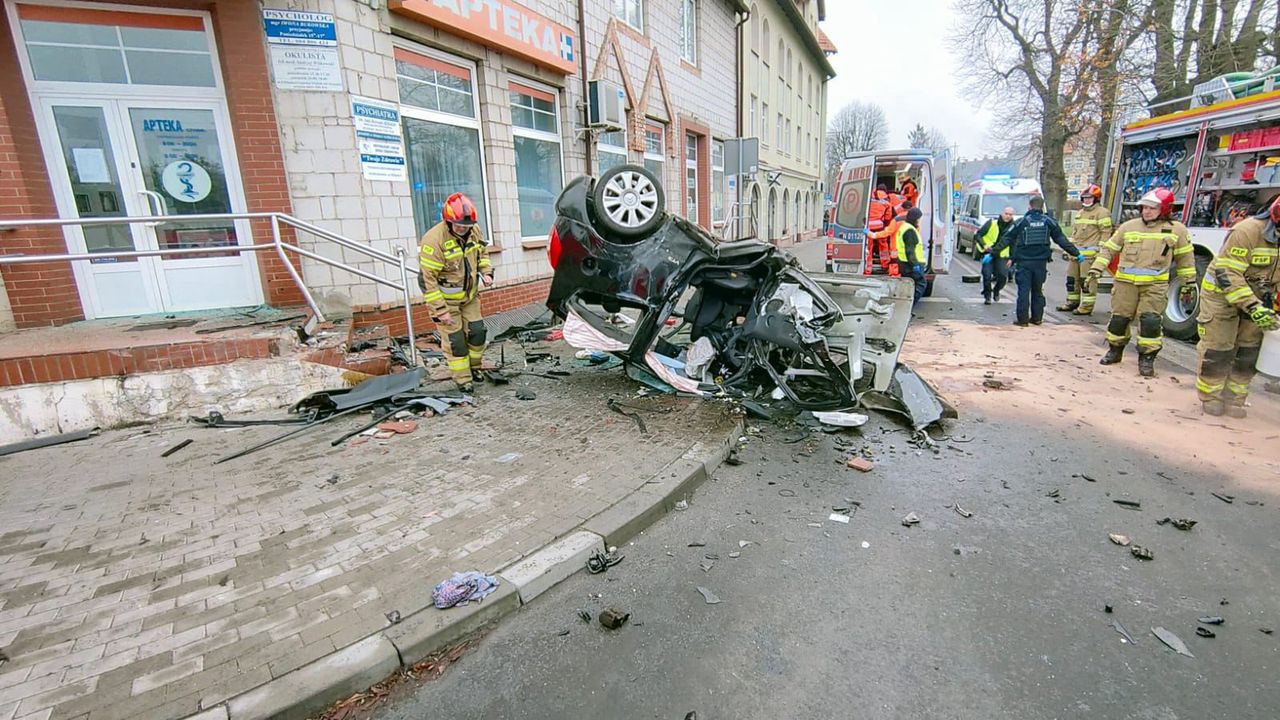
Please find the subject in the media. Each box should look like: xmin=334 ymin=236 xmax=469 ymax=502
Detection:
xmin=121 ymin=102 xmax=260 ymax=312
xmin=41 ymin=99 xmax=162 ymax=317
xmin=36 ymin=97 xmax=260 ymax=317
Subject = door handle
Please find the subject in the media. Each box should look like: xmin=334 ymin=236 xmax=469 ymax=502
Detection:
xmin=138 ymin=190 xmax=167 ymax=226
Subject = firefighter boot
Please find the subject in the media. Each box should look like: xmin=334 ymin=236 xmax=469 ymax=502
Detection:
xmin=1202 ymin=399 xmax=1225 ymax=416
xmin=1056 ymin=277 xmax=1079 ymax=312
xmin=1100 ymin=344 xmax=1125 ymax=365
xmin=1073 ymin=304 xmax=1094 ymax=316
xmin=1226 ymin=404 xmax=1247 ymax=419
xmin=1138 ymin=352 xmax=1157 ymax=378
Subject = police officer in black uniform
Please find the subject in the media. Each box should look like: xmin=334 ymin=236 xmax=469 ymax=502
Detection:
xmin=985 ymin=197 xmax=1085 ymax=326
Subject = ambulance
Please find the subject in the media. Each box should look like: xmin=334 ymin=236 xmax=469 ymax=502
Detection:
xmin=954 ymin=176 xmax=1044 ymax=257
xmin=825 ymin=150 xmax=957 ymax=296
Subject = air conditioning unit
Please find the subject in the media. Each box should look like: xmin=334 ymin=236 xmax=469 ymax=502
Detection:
xmin=587 ymin=79 xmax=626 ymax=131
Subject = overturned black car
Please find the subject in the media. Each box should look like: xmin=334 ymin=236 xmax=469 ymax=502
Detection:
xmin=545 ymin=164 xmax=943 ymax=426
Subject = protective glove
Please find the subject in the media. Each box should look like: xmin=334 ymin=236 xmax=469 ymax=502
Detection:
xmin=913 ymin=264 xmax=926 ymax=276
xmin=1248 ymin=305 xmax=1279 ymax=331
xmin=981 ymin=254 xmax=993 ymax=265
xmin=1086 ymin=268 xmax=1102 ymax=282
xmin=1076 ymin=254 xmax=1087 ymax=265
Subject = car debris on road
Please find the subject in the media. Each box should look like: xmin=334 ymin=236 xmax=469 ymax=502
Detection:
xmin=544 ymin=164 xmax=952 ymax=430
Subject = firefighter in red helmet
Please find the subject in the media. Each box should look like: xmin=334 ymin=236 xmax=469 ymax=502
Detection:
xmin=1058 ymin=183 xmax=1112 ymax=315
xmin=1088 ymin=187 xmax=1195 ymax=378
xmin=419 ymin=193 xmax=493 ymax=391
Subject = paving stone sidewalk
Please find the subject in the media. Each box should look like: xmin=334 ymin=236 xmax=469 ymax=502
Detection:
xmin=0 ymin=363 xmax=737 ymax=720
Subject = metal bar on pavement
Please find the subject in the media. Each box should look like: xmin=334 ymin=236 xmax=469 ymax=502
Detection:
xmin=271 ymin=215 xmax=326 ymax=324
xmin=395 ymin=245 xmax=420 ymax=367
xmin=278 ymin=214 xmax=407 ymax=269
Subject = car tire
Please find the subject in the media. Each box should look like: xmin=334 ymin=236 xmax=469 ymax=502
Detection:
xmin=923 ymin=279 xmax=935 ymax=297
xmin=589 ymin=164 xmax=665 ymax=242
xmin=1163 ymin=252 xmax=1209 ymax=341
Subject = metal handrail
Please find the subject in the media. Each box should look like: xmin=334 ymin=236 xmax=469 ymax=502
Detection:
xmin=0 ymin=211 xmax=423 ymax=366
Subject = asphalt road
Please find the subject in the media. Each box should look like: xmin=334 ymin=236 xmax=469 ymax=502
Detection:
xmin=371 ymin=239 xmax=1279 ymax=720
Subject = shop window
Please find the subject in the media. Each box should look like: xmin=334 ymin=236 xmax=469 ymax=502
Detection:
xmin=395 ymin=49 xmax=476 ymax=119
xmin=712 ymin=139 xmax=725 ymax=224
xmin=678 ymin=0 xmax=696 ymax=63
xmin=510 ymin=82 xmax=563 ymax=241
xmin=17 ymin=8 xmax=214 ymax=87
xmin=685 ymin=133 xmax=699 ymax=222
xmin=396 ymin=47 xmax=488 ymax=241
xmin=644 ymin=123 xmax=665 ymax=181
xmin=613 ymin=0 xmax=643 ymax=31
xmin=598 ymin=129 xmax=628 ymax=174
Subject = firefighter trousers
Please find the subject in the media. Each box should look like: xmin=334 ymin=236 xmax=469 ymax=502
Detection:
xmin=1196 ymin=296 xmax=1264 ymax=406
xmin=1105 ymin=281 xmax=1166 ymax=354
xmin=1063 ymin=258 xmax=1098 ymax=310
xmin=439 ymin=297 xmax=487 ymax=384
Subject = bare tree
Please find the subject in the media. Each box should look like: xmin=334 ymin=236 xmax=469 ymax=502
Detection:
xmin=952 ymin=0 xmax=1105 ymax=213
xmin=825 ymin=101 xmax=889 ymax=171
xmin=907 ymin=123 xmax=952 ymax=155
xmin=1145 ymin=0 xmax=1278 ymax=108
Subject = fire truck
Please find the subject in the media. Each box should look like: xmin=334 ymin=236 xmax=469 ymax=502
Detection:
xmin=1106 ymin=75 xmax=1280 ymax=340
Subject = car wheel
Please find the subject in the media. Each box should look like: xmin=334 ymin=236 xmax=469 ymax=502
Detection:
xmin=589 ymin=164 xmax=665 ymax=241
xmin=1163 ymin=252 xmax=1209 ymax=341
xmin=923 ymin=279 xmax=935 ymax=297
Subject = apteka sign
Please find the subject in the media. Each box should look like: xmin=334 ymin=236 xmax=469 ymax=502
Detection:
xmin=389 ymin=0 xmax=578 ymax=75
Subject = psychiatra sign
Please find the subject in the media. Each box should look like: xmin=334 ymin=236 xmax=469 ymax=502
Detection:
xmin=351 ymin=96 xmax=407 ymax=183
xmin=263 ymin=9 xmax=343 ymax=92
xmin=389 ymin=0 xmax=577 ymax=75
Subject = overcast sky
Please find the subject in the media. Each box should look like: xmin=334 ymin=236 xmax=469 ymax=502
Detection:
xmin=822 ymin=0 xmax=996 ymax=159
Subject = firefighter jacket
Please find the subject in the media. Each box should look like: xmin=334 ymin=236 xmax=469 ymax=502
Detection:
xmin=418 ymin=221 xmax=493 ymax=316
xmin=1200 ymin=216 xmax=1280 ymax=311
xmin=975 ymin=217 xmax=1012 ymax=259
xmin=1091 ymin=217 xmax=1195 ymax=286
xmin=1072 ymin=204 xmax=1113 ymax=255
xmin=991 ymin=209 xmax=1078 ymax=262
xmin=896 ymin=223 xmax=926 ymax=265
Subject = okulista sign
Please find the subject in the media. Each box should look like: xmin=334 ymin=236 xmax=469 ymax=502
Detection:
xmin=389 ymin=0 xmax=577 ymax=75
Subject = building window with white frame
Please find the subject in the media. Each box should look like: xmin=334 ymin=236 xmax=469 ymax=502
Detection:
xmin=776 ymin=113 xmax=783 ymax=150
xmin=762 ymin=102 xmax=769 ymax=147
xmin=613 ymin=0 xmax=643 ymax=31
xmin=712 ymin=139 xmax=725 ymax=224
xmin=643 ymin=123 xmax=665 ymax=181
xmin=749 ymin=95 xmax=757 ymax=138
xmin=598 ymin=127 xmax=628 ymax=175
xmin=678 ymin=0 xmax=696 ymax=63
xmin=685 ymin=133 xmax=699 ymax=222
xmin=510 ymin=81 xmax=563 ymax=241
xmin=397 ymin=47 xmax=489 ymax=242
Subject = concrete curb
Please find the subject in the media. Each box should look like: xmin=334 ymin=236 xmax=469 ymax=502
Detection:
xmin=183 ymin=414 xmax=742 ymax=720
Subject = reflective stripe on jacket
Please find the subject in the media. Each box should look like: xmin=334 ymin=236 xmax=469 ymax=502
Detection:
xmin=419 ymin=222 xmax=492 ymax=314
xmin=1091 ymin=217 xmax=1195 ymax=285
xmin=896 ymin=223 xmax=926 ymax=265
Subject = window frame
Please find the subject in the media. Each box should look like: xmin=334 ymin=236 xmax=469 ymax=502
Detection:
xmin=643 ymin=121 xmax=665 ymax=183
xmin=685 ymin=131 xmax=699 ymax=224
xmin=509 ymin=77 xmax=565 ymax=245
xmin=678 ymin=0 xmax=696 ymax=64
xmin=8 ymin=2 xmax=224 ymax=98
xmin=394 ymin=41 xmax=493 ymax=243
xmin=761 ymin=102 xmax=769 ymax=148
xmin=597 ymin=124 xmax=629 ymax=174
xmin=711 ymin=138 xmax=725 ymax=226
xmin=614 ymin=0 xmax=644 ymax=33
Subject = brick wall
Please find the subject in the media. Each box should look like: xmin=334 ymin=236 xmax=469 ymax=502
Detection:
xmin=583 ymin=0 xmax=738 ymax=230
xmin=0 ymin=0 xmax=302 ymax=329
xmin=352 ymin=277 xmax=552 ymax=336
xmin=0 ymin=8 xmax=81 ymax=328
xmin=268 ymin=0 xmax=579 ymax=320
